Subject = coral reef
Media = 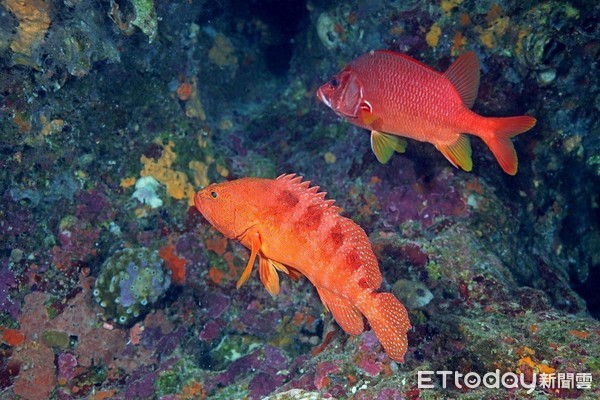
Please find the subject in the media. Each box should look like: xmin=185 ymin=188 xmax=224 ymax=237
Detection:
xmin=140 ymin=140 xmax=196 ymax=205
xmin=2 ymin=0 xmax=50 ymax=67
xmin=0 ymin=0 xmax=598 ymax=398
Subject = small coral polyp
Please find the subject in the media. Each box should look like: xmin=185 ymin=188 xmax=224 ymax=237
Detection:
xmin=94 ymin=248 xmax=171 ymax=326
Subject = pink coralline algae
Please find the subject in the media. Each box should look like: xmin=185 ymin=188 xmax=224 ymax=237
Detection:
xmin=357 ymin=356 xmax=383 ymax=377
xmin=7 ymin=278 xmax=129 ymax=398
xmin=207 ymin=345 xmax=289 ymax=399
xmin=372 ymin=158 xmax=468 ymax=227
xmin=314 ymin=360 xmax=341 ymax=390
xmin=355 ymin=388 xmax=405 ymax=400
xmin=74 ymin=187 xmax=114 ymax=224
xmin=51 ymin=222 xmax=100 ymax=271
xmin=12 ymin=342 xmax=56 ymax=400
xmin=249 ymin=372 xmax=287 ymax=399
xmin=358 ymin=330 xmax=379 ymax=350
xmin=355 ymin=331 xmax=386 ymax=376
xmin=57 ymin=352 xmax=77 ymax=386
xmin=204 ymin=291 xmax=231 ymax=319
xmin=0 ymin=266 xmax=19 ymax=318
xmin=240 ymin=306 xmax=282 ymax=336
xmin=199 ymin=319 xmax=223 ymax=341
xmin=124 ymin=366 xmax=158 ymax=399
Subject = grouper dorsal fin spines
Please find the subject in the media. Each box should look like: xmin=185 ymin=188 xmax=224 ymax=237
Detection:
xmin=276 ymin=173 xmax=340 ymax=214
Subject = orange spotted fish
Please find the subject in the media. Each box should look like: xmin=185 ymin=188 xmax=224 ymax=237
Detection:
xmin=194 ymin=174 xmax=411 ymax=362
xmin=317 ymin=50 xmax=537 ymax=175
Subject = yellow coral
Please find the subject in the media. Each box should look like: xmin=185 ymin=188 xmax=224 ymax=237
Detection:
xmin=479 ymin=30 xmax=496 ymax=48
xmin=517 ymin=356 xmax=556 ymax=375
xmin=40 ymin=116 xmax=65 ymax=136
xmin=3 ymin=0 xmax=51 ymax=67
xmin=218 ymin=119 xmax=234 ymax=131
xmin=441 ymin=0 xmax=463 ymax=15
xmin=516 ymin=346 xmax=555 ymax=375
xmin=478 ymin=16 xmax=510 ymax=49
xmin=183 ymin=78 xmax=206 ymax=121
xmin=120 ymin=177 xmax=137 ymax=189
xmin=426 ymin=24 xmax=442 ymax=48
xmin=189 ymin=160 xmax=210 ymax=189
xmin=216 ymin=164 xmax=229 ymax=177
xmin=324 ymin=152 xmax=336 ymax=164
xmin=140 ymin=140 xmax=195 ymax=206
xmin=514 ymin=28 xmax=530 ymax=58
xmin=451 ymin=31 xmax=467 ymax=56
xmin=478 ymin=4 xmax=510 ymax=50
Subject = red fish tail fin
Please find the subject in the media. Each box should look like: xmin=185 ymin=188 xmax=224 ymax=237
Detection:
xmin=483 ymin=116 xmax=537 ymax=175
xmin=356 ymin=292 xmax=411 ymax=363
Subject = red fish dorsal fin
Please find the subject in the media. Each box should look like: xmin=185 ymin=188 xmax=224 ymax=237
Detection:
xmin=275 ymin=174 xmax=340 ymax=214
xmin=443 ymin=51 xmax=480 ymax=109
xmin=373 ymin=50 xmax=438 ymax=73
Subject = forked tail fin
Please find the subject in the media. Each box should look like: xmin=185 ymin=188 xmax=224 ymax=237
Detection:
xmin=356 ymin=292 xmax=411 ymax=363
xmin=483 ymin=116 xmax=537 ymax=175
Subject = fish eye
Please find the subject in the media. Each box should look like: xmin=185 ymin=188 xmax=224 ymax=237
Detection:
xmin=330 ymin=77 xmax=340 ymax=88
xmin=210 ymin=191 xmax=218 ymax=199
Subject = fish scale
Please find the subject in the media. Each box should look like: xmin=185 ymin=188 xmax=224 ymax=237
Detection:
xmin=317 ymin=50 xmax=536 ymax=174
xmin=276 ymin=175 xmax=381 ymax=291
xmin=354 ymin=52 xmax=467 ymax=140
xmin=194 ymin=174 xmax=412 ymax=362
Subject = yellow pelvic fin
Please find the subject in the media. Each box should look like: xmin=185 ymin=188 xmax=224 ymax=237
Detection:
xmin=236 ymin=230 xmax=261 ymax=289
xmin=435 ymin=134 xmax=473 ymax=171
xmin=370 ymin=131 xmax=408 ymax=164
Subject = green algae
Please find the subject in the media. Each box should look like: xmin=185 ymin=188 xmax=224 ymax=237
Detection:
xmin=41 ymin=329 xmax=70 ymax=348
xmin=154 ymin=356 xmax=210 ymax=396
xmin=210 ymin=334 xmax=262 ymax=371
xmin=425 ymin=260 xmax=443 ymax=281
xmin=155 ymin=369 xmax=181 ymax=396
xmin=131 ymin=0 xmax=158 ymax=42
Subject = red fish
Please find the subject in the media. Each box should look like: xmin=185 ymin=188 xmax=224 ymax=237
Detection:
xmin=194 ymin=174 xmax=411 ymax=362
xmin=317 ymin=50 xmax=536 ymax=175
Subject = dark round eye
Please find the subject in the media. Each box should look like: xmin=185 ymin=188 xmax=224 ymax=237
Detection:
xmin=330 ymin=77 xmax=340 ymax=88
xmin=210 ymin=191 xmax=218 ymax=198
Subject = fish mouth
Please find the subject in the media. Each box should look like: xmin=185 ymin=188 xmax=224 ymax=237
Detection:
xmin=316 ymin=87 xmax=331 ymax=108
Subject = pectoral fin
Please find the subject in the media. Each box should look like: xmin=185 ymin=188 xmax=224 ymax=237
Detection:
xmin=370 ymin=131 xmax=408 ymax=164
xmin=435 ymin=134 xmax=473 ymax=172
xmin=236 ymin=230 xmax=261 ymax=289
